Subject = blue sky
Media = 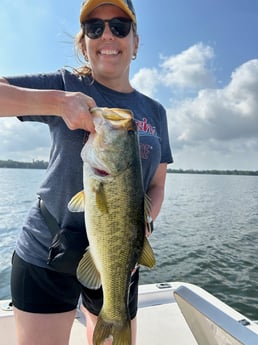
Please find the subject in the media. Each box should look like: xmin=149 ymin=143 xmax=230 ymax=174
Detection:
xmin=0 ymin=0 xmax=258 ymax=170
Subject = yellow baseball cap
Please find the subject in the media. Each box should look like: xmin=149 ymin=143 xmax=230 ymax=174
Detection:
xmin=80 ymin=0 xmax=137 ymax=24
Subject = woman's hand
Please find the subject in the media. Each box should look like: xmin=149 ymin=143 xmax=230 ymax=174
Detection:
xmin=61 ymin=91 xmax=96 ymax=132
xmin=0 ymin=79 xmax=96 ymax=133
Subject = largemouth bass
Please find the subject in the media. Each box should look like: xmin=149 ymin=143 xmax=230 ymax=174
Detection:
xmin=68 ymin=107 xmax=155 ymax=345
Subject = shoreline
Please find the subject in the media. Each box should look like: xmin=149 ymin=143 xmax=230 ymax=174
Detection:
xmin=0 ymin=160 xmax=257 ymax=176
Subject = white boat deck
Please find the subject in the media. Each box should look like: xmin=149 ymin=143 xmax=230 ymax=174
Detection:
xmin=69 ymin=302 xmax=197 ymax=344
xmin=1 ymin=281 xmax=258 ymax=344
xmin=0 ymin=282 xmax=197 ymax=345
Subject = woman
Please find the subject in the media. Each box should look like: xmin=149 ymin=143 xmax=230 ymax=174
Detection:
xmin=0 ymin=0 xmax=173 ymax=344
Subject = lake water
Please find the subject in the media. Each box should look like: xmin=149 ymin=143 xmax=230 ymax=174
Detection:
xmin=0 ymin=169 xmax=258 ymax=320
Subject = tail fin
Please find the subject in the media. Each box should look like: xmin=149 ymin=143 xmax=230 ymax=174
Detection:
xmin=93 ymin=314 xmax=131 ymax=345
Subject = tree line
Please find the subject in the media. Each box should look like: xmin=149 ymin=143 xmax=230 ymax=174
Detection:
xmin=0 ymin=159 xmax=48 ymax=169
xmin=167 ymin=168 xmax=258 ymax=176
xmin=0 ymin=160 xmax=257 ymax=175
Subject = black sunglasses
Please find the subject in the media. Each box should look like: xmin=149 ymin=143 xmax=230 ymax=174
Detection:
xmin=83 ymin=17 xmax=132 ymax=39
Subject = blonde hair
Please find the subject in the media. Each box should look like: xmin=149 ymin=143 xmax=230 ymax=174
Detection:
xmin=73 ymin=28 xmax=92 ymax=77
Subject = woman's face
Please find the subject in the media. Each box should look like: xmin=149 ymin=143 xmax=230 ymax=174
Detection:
xmin=82 ymin=4 xmax=139 ymax=88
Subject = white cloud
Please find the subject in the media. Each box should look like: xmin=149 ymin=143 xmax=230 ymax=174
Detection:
xmin=131 ymin=43 xmax=216 ymax=98
xmin=170 ymin=59 xmax=258 ymax=145
xmin=132 ymin=44 xmax=258 ymax=170
xmin=172 ymin=139 xmax=258 ymax=170
xmin=166 ymin=59 xmax=258 ymax=169
xmin=0 ymin=118 xmax=50 ymax=161
xmin=225 ymin=59 xmax=258 ymax=117
xmin=160 ymin=43 xmax=216 ymax=90
xmin=131 ymin=68 xmax=159 ymax=97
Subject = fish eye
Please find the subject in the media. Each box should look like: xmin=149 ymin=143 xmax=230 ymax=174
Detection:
xmin=127 ymin=129 xmax=135 ymax=135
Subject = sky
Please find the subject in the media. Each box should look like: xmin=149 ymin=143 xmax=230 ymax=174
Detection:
xmin=0 ymin=0 xmax=258 ymax=170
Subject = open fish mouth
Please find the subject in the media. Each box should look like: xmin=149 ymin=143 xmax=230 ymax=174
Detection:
xmin=93 ymin=167 xmax=110 ymax=177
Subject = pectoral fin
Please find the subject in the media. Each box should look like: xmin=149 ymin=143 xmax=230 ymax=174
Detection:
xmin=68 ymin=191 xmax=85 ymax=212
xmin=144 ymin=193 xmax=153 ymax=232
xmin=76 ymin=248 xmax=102 ymax=289
xmin=144 ymin=193 xmax=152 ymax=220
xmin=138 ymin=237 xmax=156 ymax=268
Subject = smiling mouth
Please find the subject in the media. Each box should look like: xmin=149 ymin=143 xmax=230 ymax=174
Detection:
xmin=98 ymin=49 xmax=120 ymax=56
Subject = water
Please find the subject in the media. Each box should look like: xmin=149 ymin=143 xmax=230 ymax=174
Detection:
xmin=0 ymin=169 xmax=45 ymax=300
xmin=0 ymin=169 xmax=258 ymax=320
xmin=140 ymin=173 xmax=258 ymax=320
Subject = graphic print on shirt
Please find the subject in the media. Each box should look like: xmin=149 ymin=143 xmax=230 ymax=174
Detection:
xmin=135 ymin=117 xmax=156 ymax=161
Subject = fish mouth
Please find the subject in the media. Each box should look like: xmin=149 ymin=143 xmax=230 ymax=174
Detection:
xmin=93 ymin=167 xmax=110 ymax=177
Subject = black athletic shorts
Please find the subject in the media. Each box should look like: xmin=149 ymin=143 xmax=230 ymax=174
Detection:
xmin=11 ymin=252 xmax=139 ymax=319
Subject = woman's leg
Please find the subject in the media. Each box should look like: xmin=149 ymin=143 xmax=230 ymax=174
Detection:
xmin=82 ymin=305 xmax=137 ymax=345
xmin=14 ymin=308 xmax=76 ymax=345
xmin=11 ymin=253 xmax=81 ymax=345
xmin=81 ymin=305 xmax=97 ymax=345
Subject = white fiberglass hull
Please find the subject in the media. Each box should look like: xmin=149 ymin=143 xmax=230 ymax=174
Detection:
xmin=1 ymin=282 xmax=258 ymax=345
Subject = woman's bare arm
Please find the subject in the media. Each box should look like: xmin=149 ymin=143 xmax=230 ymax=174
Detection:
xmin=0 ymin=77 xmax=96 ymax=131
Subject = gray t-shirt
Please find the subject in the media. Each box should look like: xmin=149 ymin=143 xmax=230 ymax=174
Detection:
xmin=7 ymin=69 xmax=173 ymax=268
